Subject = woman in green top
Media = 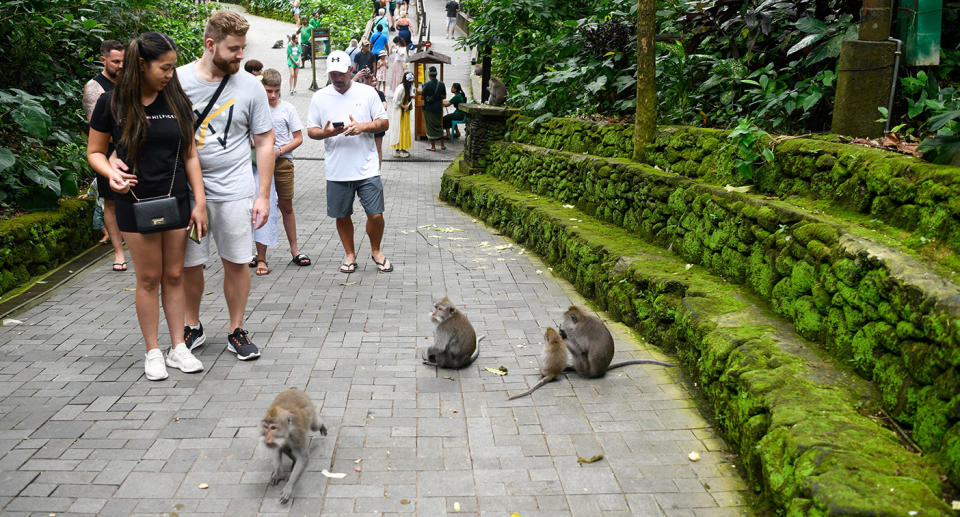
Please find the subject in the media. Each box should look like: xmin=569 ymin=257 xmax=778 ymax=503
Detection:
xmin=286 ymin=33 xmax=301 ymax=95
xmin=443 ymin=82 xmax=467 ymax=139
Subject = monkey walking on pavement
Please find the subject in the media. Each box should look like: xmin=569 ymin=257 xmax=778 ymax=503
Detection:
xmin=261 ymin=388 xmax=328 ymax=504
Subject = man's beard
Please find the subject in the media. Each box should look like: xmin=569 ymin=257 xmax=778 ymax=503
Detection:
xmin=104 ymin=67 xmax=120 ymax=81
xmin=213 ymin=51 xmax=240 ymax=75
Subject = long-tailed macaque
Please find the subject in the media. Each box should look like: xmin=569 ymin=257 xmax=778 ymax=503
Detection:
xmin=261 ymin=388 xmax=328 ymax=504
xmin=508 ymin=327 xmax=568 ymax=400
xmin=559 ymin=306 xmax=674 ymax=378
xmin=423 ymin=297 xmax=482 ymax=369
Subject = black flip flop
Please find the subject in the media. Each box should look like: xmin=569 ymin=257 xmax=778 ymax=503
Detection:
xmin=291 ymin=253 xmax=312 ymax=266
xmin=372 ymin=255 xmax=393 ymax=273
xmin=338 ymin=262 xmax=358 ymax=273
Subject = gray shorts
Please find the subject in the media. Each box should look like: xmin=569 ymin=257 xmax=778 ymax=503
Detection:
xmin=326 ymin=176 xmax=385 ymax=218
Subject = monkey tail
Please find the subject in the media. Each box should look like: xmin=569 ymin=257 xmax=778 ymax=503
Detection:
xmin=466 ymin=338 xmax=481 ymax=366
xmin=607 ymin=359 xmax=676 ymax=370
xmin=507 ymin=376 xmax=550 ymax=400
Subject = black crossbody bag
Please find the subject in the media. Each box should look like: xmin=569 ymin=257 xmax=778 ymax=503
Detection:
xmin=129 ymin=75 xmax=230 ymax=233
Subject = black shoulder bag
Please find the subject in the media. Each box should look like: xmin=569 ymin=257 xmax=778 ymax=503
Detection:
xmin=130 ymin=74 xmax=230 ymax=233
xmin=130 ymin=139 xmax=181 ymax=233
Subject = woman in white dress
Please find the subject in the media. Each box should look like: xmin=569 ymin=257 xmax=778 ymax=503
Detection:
xmin=389 ymin=71 xmax=414 ymax=158
xmin=388 ymin=36 xmax=408 ymax=92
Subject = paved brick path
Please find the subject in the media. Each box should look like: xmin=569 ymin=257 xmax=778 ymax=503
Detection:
xmin=0 ymin=4 xmax=751 ymax=516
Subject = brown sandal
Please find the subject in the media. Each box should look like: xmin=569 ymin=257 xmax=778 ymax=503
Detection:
xmin=255 ymin=260 xmax=269 ymax=276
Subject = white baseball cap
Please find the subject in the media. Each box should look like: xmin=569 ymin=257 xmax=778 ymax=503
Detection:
xmin=327 ymin=50 xmax=352 ymax=74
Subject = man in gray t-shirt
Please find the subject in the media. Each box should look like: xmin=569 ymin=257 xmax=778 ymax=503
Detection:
xmin=180 ymin=11 xmax=276 ymax=361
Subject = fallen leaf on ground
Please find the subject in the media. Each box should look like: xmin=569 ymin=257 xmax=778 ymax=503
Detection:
xmin=562 ymin=204 xmax=574 ymax=208
xmin=577 ymin=454 xmax=604 ymax=464
xmin=688 ymin=451 xmax=701 ymax=462
xmin=447 ymin=237 xmax=469 ymax=240
xmin=723 ymin=184 xmax=752 ymax=193
xmin=478 ymin=241 xmax=490 ymax=247
xmin=453 ymin=501 xmax=461 ymax=512
xmin=401 ymin=499 xmax=411 ymax=504
xmin=354 ymin=458 xmax=363 ymax=463
xmin=443 ymin=376 xmax=454 ymax=380
xmin=435 ymin=226 xmax=464 ymax=233
xmin=2 ymin=319 xmax=22 ymax=326
xmin=418 ymin=224 xmax=437 ymax=229
xmin=512 ymin=513 xmax=522 ymax=517
xmin=484 ymin=366 xmax=508 ymax=376
xmin=36 ymin=280 xmax=46 ymax=284
xmin=495 ymin=244 xmax=512 ymax=250
xmin=204 ymin=291 xmax=213 ymax=295
xmin=197 ymin=483 xmax=209 ymax=489
xmin=340 ymin=281 xmax=357 ymax=286
xmin=472 ymin=258 xmax=486 ymax=263
xmin=536 ymin=270 xmax=543 ymax=275
xmin=321 ymin=469 xmax=347 ymax=479
xmin=123 ymin=288 xmax=136 ymax=291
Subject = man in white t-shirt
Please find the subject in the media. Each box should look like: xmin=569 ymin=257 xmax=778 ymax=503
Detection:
xmin=178 ymin=11 xmax=275 ymax=360
xmin=307 ymin=50 xmax=391 ymax=273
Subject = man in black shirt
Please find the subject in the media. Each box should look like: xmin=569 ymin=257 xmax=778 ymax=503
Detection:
xmin=445 ymin=1 xmax=459 ymax=39
xmin=353 ymin=40 xmax=377 ymax=75
xmin=82 ymin=40 xmax=127 ymax=272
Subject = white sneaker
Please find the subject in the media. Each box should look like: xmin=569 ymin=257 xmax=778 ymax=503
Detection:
xmin=166 ymin=343 xmax=204 ymax=373
xmin=144 ymin=349 xmax=168 ymax=381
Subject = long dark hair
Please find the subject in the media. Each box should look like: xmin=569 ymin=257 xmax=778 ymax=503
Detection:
xmin=401 ymin=73 xmax=413 ymax=105
xmin=110 ymin=32 xmax=194 ymax=167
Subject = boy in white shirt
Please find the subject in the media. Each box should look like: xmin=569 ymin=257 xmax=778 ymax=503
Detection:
xmin=259 ymin=68 xmax=309 ymax=270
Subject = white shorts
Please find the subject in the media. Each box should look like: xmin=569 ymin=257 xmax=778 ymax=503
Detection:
xmin=447 ymin=16 xmax=456 ymax=29
xmin=184 ymin=197 xmax=255 ymax=267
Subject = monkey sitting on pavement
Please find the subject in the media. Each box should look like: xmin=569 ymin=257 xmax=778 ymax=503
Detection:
xmin=422 ymin=296 xmax=484 ymax=369
xmin=261 ymin=388 xmax=328 ymax=504
xmin=508 ymin=327 xmax=568 ymax=400
xmin=559 ymin=306 xmax=674 ymax=378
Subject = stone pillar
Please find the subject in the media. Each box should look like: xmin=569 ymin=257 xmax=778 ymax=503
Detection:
xmin=830 ymin=0 xmax=896 ymax=138
xmin=831 ymin=39 xmax=897 ymax=138
xmin=459 ymin=104 xmax=519 ymax=173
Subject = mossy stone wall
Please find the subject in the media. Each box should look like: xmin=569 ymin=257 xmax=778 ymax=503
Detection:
xmin=485 ymin=141 xmax=960 ymax=482
xmin=505 ymin=116 xmax=960 ymax=258
xmin=0 ymin=198 xmax=98 ymax=296
xmin=440 ymin=163 xmax=952 ymax=515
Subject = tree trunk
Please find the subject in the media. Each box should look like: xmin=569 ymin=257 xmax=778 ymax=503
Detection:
xmin=633 ymin=0 xmax=656 ymax=161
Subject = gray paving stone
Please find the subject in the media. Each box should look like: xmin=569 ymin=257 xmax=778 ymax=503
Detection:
xmin=0 ymin=3 xmax=754 ymax=516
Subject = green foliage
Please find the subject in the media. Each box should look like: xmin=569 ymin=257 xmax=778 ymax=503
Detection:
xmin=0 ymin=0 xmax=209 ymax=213
xmin=727 ymin=119 xmax=773 ymax=180
xmin=241 ymin=0 xmax=368 ymax=48
xmin=462 ymin=0 xmax=637 ymax=117
xmin=896 ymin=69 xmax=960 ymax=166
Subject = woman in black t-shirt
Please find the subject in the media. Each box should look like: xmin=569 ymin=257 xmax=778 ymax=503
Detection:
xmin=87 ymin=32 xmax=208 ymax=381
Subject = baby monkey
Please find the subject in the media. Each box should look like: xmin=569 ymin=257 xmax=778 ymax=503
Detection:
xmin=423 ymin=296 xmax=482 ymax=369
xmin=261 ymin=388 xmax=328 ymax=504
xmin=508 ymin=327 xmax=568 ymax=400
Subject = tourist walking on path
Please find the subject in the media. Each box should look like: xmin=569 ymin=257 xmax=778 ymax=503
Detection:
xmin=354 ymin=40 xmax=376 ymax=75
xmin=82 ymin=39 xmax=128 ymax=272
xmin=394 ymin=10 xmax=414 ymax=49
xmin=421 ymin=66 xmax=446 ymax=151
xmin=176 ymin=10 xmax=275 ymax=360
xmin=388 ymin=36 xmax=407 ymax=91
xmin=286 ymin=33 xmax=301 ymax=94
xmin=306 ymin=51 xmax=392 ymax=274
xmin=299 ymin=19 xmax=313 ymax=67
xmin=262 ymin=68 xmax=309 ymax=270
xmin=444 ymin=0 xmax=459 ymax=39
xmin=370 ymin=25 xmax=390 ymax=58
xmin=87 ymin=32 xmax=208 ymax=381
xmin=389 ymin=71 xmax=413 ymax=158
xmin=373 ymin=8 xmax=390 ymax=34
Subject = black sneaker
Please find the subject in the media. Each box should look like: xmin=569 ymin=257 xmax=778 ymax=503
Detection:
xmin=227 ymin=328 xmax=260 ymax=360
xmin=184 ymin=323 xmax=206 ymax=351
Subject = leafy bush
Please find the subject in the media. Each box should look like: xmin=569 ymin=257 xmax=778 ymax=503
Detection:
xmin=0 ymin=0 xmax=210 ymax=214
xmin=463 ymin=0 xmax=638 ymax=118
xmin=241 ymin=0 xmax=368 ymax=48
